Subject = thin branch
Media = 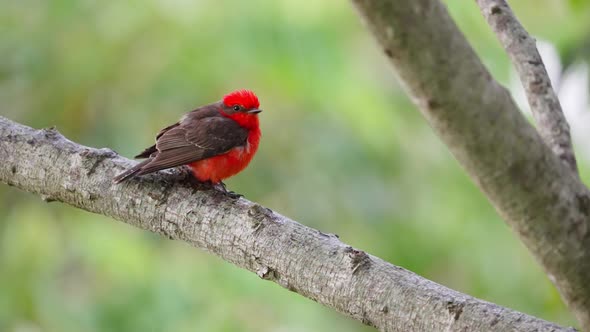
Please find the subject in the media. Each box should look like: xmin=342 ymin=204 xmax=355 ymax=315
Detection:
xmin=475 ymin=0 xmax=578 ymax=174
xmin=0 ymin=116 xmax=575 ymax=332
xmin=350 ymin=0 xmax=590 ymax=330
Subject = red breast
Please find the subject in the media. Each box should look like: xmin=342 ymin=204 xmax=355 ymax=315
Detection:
xmin=188 ymin=127 xmax=260 ymax=183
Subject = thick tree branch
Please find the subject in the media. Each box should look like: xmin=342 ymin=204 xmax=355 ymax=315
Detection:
xmin=0 ymin=116 xmax=576 ymax=331
xmin=475 ymin=0 xmax=578 ymax=174
xmin=350 ymin=0 xmax=590 ymax=330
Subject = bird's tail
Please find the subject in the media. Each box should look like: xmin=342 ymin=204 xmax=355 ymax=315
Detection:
xmin=113 ymin=159 xmax=151 ymax=184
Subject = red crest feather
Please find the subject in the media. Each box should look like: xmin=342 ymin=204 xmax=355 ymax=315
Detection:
xmin=222 ymin=89 xmax=260 ymax=109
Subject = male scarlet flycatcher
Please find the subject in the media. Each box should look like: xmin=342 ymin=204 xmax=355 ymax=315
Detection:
xmin=114 ymin=90 xmax=262 ymax=194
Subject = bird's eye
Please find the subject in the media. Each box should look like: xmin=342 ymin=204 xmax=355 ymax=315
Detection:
xmin=233 ymin=105 xmax=241 ymax=111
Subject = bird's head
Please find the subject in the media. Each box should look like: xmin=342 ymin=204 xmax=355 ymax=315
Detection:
xmin=222 ymin=89 xmax=261 ymax=115
xmin=220 ymin=89 xmax=262 ymax=129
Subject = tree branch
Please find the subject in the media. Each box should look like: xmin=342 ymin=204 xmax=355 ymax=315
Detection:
xmin=350 ymin=0 xmax=590 ymax=330
xmin=0 ymin=116 xmax=576 ymax=331
xmin=475 ymin=0 xmax=578 ymax=174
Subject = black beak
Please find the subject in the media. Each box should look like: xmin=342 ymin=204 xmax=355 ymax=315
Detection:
xmin=248 ymin=109 xmax=262 ymax=114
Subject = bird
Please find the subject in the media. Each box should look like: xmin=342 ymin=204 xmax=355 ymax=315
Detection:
xmin=113 ymin=89 xmax=262 ymax=195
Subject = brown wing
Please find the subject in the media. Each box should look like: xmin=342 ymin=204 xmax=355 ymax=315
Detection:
xmin=134 ymin=116 xmax=248 ymax=176
xmin=134 ymin=103 xmax=221 ymax=159
xmin=134 ymin=122 xmax=180 ymax=158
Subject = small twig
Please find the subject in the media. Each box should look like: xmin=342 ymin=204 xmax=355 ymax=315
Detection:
xmin=475 ymin=0 xmax=578 ymax=174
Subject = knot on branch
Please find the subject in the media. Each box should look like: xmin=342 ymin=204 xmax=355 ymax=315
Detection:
xmin=344 ymin=246 xmax=371 ymax=275
xmin=41 ymin=194 xmax=57 ymax=203
xmin=248 ymin=203 xmax=278 ymax=232
xmin=256 ymin=266 xmax=277 ymax=280
xmin=490 ymin=5 xmax=502 ymax=15
xmin=446 ymin=300 xmax=465 ymax=321
xmin=42 ymin=126 xmax=63 ymax=140
xmin=248 ymin=203 xmax=273 ymax=218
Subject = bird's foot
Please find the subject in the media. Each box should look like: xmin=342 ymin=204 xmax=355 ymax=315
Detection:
xmin=215 ymin=181 xmax=243 ymax=199
xmin=188 ymin=177 xmax=243 ymax=199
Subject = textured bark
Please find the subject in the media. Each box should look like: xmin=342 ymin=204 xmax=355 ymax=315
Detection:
xmin=350 ymin=0 xmax=590 ymax=330
xmin=0 ymin=116 xmax=577 ymax=331
xmin=475 ymin=0 xmax=578 ymax=173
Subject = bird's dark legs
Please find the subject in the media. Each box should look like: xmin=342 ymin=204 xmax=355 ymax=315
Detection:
xmin=215 ymin=181 xmax=243 ymax=199
xmin=183 ymin=167 xmax=242 ymax=199
xmin=189 ymin=178 xmax=242 ymax=199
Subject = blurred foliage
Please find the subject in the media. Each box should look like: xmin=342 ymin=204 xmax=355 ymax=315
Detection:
xmin=1 ymin=0 xmax=589 ymax=331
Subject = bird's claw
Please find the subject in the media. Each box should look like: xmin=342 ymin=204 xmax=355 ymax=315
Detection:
xmin=215 ymin=181 xmax=243 ymax=199
xmin=225 ymin=191 xmax=243 ymax=199
xmin=189 ymin=179 xmax=243 ymax=199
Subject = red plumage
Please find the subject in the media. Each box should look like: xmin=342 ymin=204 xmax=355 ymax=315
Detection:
xmin=188 ymin=128 xmax=260 ymax=183
xmin=223 ymin=89 xmax=260 ymax=110
xmin=114 ymin=90 xmax=263 ymax=186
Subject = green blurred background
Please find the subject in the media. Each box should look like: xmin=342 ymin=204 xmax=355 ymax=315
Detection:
xmin=1 ymin=0 xmax=590 ymax=331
